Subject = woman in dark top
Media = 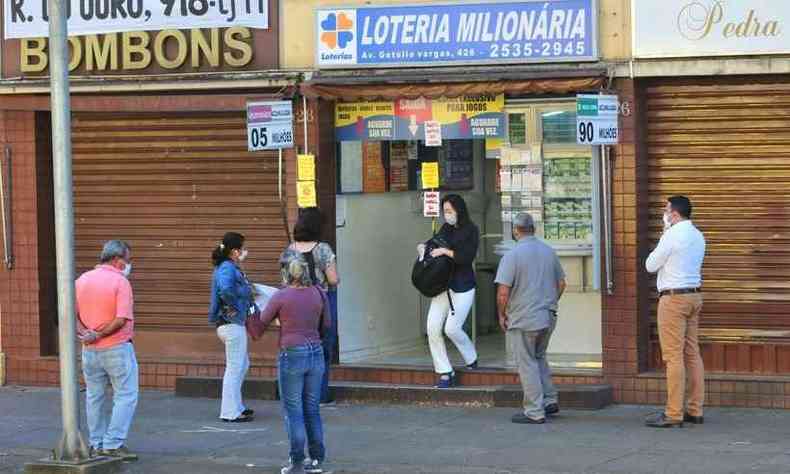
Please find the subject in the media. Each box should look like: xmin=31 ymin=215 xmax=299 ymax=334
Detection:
xmin=258 ymin=258 xmax=330 ymax=474
xmin=417 ymin=194 xmax=480 ymax=388
xmin=279 ymin=208 xmax=339 ymax=406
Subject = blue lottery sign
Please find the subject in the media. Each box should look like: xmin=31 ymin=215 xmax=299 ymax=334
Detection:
xmin=316 ymin=0 xmax=598 ymax=68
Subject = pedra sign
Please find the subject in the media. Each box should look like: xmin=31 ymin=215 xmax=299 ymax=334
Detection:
xmin=1 ymin=0 xmax=279 ymax=76
xmin=632 ymin=0 xmax=787 ymax=58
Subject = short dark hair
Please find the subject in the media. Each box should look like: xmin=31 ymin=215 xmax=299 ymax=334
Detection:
xmin=668 ymin=196 xmax=692 ymax=219
xmin=293 ymin=207 xmax=323 ymax=242
xmin=440 ymin=194 xmax=471 ymax=227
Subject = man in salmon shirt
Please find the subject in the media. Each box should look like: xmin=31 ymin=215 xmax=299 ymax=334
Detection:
xmin=76 ymin=240 xmax=138 ymax=461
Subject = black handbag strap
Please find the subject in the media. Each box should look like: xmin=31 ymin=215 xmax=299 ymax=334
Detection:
xmin=313 ymin=286 xmax=329 ymax=338
xmin=302 ymin=244 xmax=320 ymax=286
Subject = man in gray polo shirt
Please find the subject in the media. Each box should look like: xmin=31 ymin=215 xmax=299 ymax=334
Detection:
xmin=495 ymin=213 xmax=566 ymax=424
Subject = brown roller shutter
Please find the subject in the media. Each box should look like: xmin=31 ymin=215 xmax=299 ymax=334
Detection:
xmin=646 ymin=78 xmax=790 ymax=341
xmin=72 ymin=112 xmax=288 ymax=331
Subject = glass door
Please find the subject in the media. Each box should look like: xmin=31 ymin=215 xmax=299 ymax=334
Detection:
xmin=498 ymin=101 xmax=602 ymax=370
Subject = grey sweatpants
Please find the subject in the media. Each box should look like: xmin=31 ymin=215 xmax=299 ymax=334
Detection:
xmin=507 ymin=313 xmax=558 ymax=419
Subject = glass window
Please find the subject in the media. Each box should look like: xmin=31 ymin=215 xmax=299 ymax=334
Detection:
xmin=541 ymin=110 xmax=577 ymax=144
xmin=441 ymin=140 xmax=474 ymax=191
xmin=412 ymin=140 xmax=474 ymax=191
xmin=338 ymin=140 xmax=475 ymax=194
xmin=542 ymin=156 xmax=593 ymax=244
xmin=338 ymin=141 xmax=363 ymax=193
xmin=508 ymin=113 xmax=527 ymax=145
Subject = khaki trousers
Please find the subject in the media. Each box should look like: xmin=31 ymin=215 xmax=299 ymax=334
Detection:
xmin=658 ymin=293 xmax=704 ymax=421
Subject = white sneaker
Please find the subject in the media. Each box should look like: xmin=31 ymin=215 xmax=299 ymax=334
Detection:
xmin=281 ymin=459 xmax=306 ymax=474
xmin=304 ymin=458 xmax=323 ymax=473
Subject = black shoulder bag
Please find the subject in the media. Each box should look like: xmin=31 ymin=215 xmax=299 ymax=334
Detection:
xmin=411 ymin=234 xmax=456 ymax=314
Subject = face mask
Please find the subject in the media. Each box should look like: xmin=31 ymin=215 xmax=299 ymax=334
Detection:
xmin=122 ymin=263 xmax=132 ymax=278
xmin=444 ymin=213 xmax=458 ymax=226
xmin=662 ymin=213 xmax=673 ymax=230
xmin=238 ymin=249 xmax=248 ymax=261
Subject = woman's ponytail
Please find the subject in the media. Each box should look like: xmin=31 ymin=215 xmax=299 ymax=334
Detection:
xmin=211 ymin=232 xmax=245 ymax=267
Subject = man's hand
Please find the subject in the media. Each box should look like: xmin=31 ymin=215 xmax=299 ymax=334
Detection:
xmin=78 ymin=329 xmax=100 ymax=343
xmin=557 ymin=279 xmax=567 ymax=301
xmin=92 ymin=318 xmax=126 ymax=339
xmin=498 ymin=315 xmax=509 ymax=332
xmin=496 ymin=284 xmax=511 ymax=333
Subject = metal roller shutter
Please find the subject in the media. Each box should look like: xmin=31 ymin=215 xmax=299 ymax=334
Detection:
xmin=72 ymin=112 xmax=288 ymax=331
xmin=646 ymin=78 xmax=790 ymax=341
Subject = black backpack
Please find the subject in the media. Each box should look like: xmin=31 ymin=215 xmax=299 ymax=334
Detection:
xmin=411 ymin=235 xmax=455 ymax=299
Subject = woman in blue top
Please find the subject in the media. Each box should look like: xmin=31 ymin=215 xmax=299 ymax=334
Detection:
xmin=209 ymin=232 xmax=256 ymax=422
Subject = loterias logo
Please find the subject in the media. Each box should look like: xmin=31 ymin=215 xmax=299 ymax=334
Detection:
xmin=317 ymin=10 xmax=357 ymax=65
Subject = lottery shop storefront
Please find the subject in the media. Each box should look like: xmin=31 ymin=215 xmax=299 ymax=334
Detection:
xmin=302 ymin=73 xmax=608 ymax=371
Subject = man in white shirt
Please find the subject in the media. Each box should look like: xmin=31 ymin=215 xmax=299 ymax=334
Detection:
xmin=645 ymin=196 xmax=706 ymax=428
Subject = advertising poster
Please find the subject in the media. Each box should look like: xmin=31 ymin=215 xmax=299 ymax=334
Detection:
xmin=336 ymin=94 xmax=504 ymax=141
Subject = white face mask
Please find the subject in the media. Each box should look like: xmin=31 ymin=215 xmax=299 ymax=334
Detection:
xmin=663 ymin=213 xmax=673 ymax=230
xmin=444 ymin=213 xmax=458 ymax=226
xmin=122 ymin=263 xmax=132 ymax=278
xmin=238 ymin=249 xmax=249 ymax=261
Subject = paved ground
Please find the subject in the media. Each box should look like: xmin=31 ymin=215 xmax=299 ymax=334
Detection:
xmin=1 ymin=386 xmax=789 ymax=473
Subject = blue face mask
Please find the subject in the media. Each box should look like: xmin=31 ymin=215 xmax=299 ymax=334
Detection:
xmin=444 ymin=213 xmax=458 ymax=226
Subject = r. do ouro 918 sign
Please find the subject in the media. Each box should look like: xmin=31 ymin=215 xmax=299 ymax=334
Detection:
xmin=247 ymin=101 xmax=294 ymax=151
xmin=4 ymin=0 xmax=269 ymax=38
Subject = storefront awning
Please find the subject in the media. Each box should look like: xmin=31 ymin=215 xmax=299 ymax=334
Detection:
xmin=0 ymin=88 xmax=295 ymax=112
xmin=301 ymin=65 xmax=609 ymax=100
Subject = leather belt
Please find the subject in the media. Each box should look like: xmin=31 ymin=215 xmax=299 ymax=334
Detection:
xmin=659 ymin=288 xmax=701 ymax=297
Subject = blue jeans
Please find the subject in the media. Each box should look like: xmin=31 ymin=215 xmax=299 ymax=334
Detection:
xmin=320 ymin=289 xmax=338 ymax=403
xmin=82 ymin=342 xmax=139 ymax=450
xmin=278 ymin=342 xmax=326 ymax=464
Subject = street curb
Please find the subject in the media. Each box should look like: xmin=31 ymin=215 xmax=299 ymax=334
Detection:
xmin=175 ymin=376 xmax=613 ymax=409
